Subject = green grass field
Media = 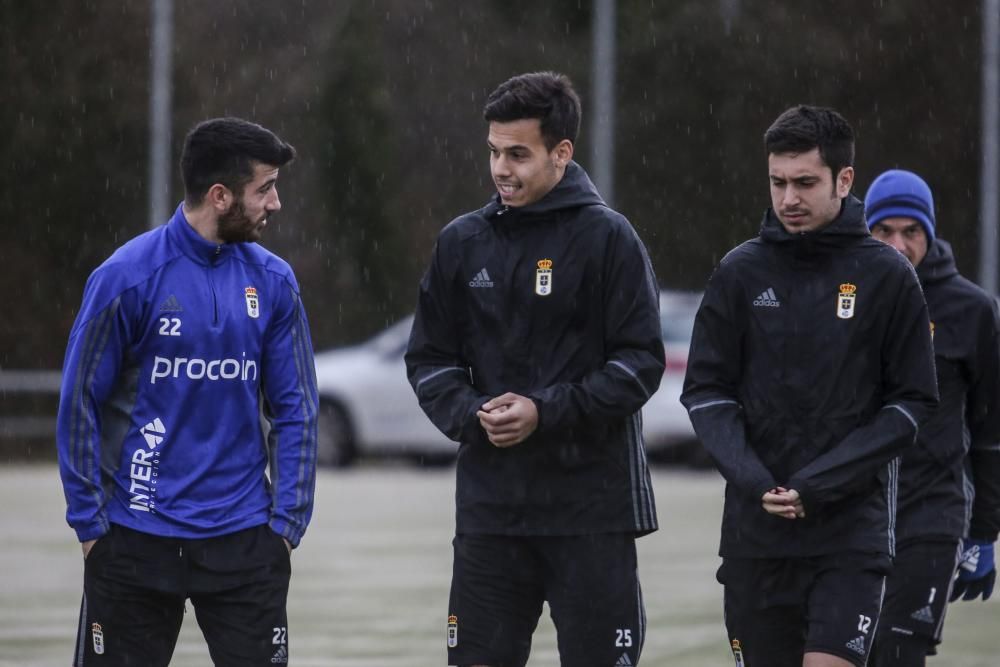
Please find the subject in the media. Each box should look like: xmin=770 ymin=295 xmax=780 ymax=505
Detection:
xmin=1 ymin=464 xmax=997 ymax=666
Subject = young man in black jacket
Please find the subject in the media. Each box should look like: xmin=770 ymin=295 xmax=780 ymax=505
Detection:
xmin=681 ymin=106 xmax=939 ymax=667
xmin=405 ymin=71 xmax=664 ymax=667
xmin=864 ymin=169 xmax=1000 ymax=665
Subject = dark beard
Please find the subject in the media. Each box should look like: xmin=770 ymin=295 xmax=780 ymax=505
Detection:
xmin=216 ymin=198 xmax=263 ymax=243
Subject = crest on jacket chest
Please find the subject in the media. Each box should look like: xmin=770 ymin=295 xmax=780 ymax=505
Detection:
xmin=245 ymin=286 xmax=260 ymax=319
xmin=535 ymin=259 xmax=553 ymax=296
xmin=837 ymin=283 xmax=857 ymax=319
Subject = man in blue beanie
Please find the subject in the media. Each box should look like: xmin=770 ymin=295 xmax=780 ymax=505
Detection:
xmin=866 ymin=169 xmax=1000 ymax=666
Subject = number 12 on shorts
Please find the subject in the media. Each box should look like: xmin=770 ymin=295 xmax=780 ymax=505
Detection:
xmin=615 ymin=628 xmax=633 ymax=647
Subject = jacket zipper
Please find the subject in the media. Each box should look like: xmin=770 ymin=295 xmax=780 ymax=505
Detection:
xmin=210 ymin=245 xmax=222 ymax=325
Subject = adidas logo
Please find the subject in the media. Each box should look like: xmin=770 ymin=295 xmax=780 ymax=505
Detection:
xmin=959 ymin=543 xmax=982 ymax=572
xmin=159 ymin=294 xmax=183 ymax=312
xmin=141 ymin=418 xmax=166 ymax=449
xmin=910 ymin=605 xmax=935 ymax=624
xmin=845 ymin=635 xmax=866 ymax=655
xmin=270 ymin=644 xmax=288 ymax=663
xmin=615 ymin=653 xmax=633 ymax=666
xmin=468 ymin=268 xmax=494 ymax=288
xmin=753 ymin=287 xmax=780 ymax=307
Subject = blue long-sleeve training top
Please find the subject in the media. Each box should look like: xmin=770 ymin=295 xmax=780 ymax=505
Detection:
xmin=57 ymin=204 xmax=318 ymax=546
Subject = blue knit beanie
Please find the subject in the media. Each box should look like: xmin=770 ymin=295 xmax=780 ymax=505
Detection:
xmin=864 ymin=169 xmax=935 ymax=242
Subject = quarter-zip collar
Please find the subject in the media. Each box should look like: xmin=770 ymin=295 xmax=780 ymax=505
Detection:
xmin=166 ymin=202 xmax=234 ymax=266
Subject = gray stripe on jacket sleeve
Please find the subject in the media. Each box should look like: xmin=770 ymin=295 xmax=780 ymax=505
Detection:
xmin=883 ymin=403 xmax=918 ymax=431
xmin=687 ymin=399 xmax=739 ymax=413
xmin=414 ymin=366 xmax=467 ymax=393
xmin=608 ymin=360 xmax=652 ymax=400
xmin=70 ymin=297 xmax=121 ymax=531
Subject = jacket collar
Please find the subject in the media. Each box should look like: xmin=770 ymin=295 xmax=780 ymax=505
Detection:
xmin=482 ymin=160 xmax=606 ymax=220
xmin=916 ymin=237 xmax=959 ymax=286
xmin=166 ymin=203 xmax=234 ymax=265
xmin=759 ymin=195 xmax=870 ymax=248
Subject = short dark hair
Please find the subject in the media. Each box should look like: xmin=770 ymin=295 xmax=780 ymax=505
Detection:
xmin=764 ymin=105 xmax=855 ymax=179
xmin=181 ymin=117 xmax=296 ymax=204
xmin=483 ymin=71 xmax=581 ymax=151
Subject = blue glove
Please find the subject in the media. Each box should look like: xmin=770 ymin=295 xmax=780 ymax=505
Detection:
xmin=950 ymin=539 xmax=996 ymax=602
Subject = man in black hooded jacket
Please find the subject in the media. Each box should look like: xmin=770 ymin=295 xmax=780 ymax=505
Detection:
xmin=681 ymin=106 xmax=939 ymax=667
xmin=864 ymin=169 xmax=1000 ymax=666
xmin=405 ymin=71 xmax=664 ymax=667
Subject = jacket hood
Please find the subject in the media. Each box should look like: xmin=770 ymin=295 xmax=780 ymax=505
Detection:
xmin=482 ymin=160 xmax=606 ymax=219
xmin=916 ymin=237 xmax=959 ymax=286
xmin=759 ymin=194 xmax=870 ymax=247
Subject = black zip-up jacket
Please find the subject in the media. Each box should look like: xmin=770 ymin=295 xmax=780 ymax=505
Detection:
xmin=405 ymin=161 xmax=664 ymax=537
xmin=681 ymin=196 xmax=939 ymax=558
xmin=901 ymin=238 xmax=1000 ymax=543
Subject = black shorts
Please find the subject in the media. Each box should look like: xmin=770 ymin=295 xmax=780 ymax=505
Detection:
xmin=74 ymin=523 xmax=291 ymax=667
xmin=718 ymin=553 xmax=891 ymax=667
xmin=871 ymin=539 xmax=960 ymax=664
xmin=448 ymin=533 xmax=645 ymax=667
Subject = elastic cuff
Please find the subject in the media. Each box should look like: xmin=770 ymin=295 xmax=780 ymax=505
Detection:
xmin=268 ymin=518 xmax=301 ymax=548
xmin=968 ymin=529 xmax=999 ymax=543
xmin=530 ymin=397 xmax=544 ymax=433
xmin=75 ymin=522 xmax=110 ymax=543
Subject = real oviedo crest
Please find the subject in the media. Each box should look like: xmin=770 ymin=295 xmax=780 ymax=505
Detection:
xmin=535 ymin=259 xmax=553 ymax=296
xmin=245 ymin=286 xmax=259 ymax=319
xmin=837 ymin=283 xmax=856 ymax=319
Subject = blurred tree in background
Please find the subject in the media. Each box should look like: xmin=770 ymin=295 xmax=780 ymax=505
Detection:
xmin=0 ymin=0 xmax=989 ymax=367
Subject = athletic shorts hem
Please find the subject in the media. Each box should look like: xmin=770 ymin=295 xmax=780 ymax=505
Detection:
xmin=804 ymin=643 xmax=868 ymax=667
